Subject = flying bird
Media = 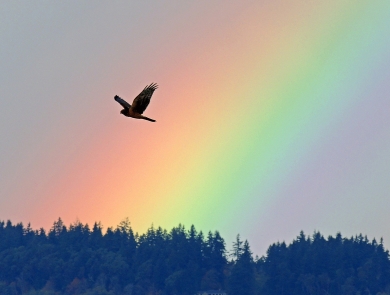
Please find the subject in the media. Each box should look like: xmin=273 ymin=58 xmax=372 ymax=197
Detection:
xmin=114 ymin=83 xmax=158 ymax=122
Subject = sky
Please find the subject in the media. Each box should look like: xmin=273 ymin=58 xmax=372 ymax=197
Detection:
xmin=1 ymin=1 xmax=390 ymax=256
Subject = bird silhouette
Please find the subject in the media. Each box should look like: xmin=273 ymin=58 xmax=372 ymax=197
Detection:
xmin=114 ymin=83 xmax=158 ymax=122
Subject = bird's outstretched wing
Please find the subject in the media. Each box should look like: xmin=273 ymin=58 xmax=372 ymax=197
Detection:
xmin=114 ymin=95 xmax=131 ymax=110
xmin=131 ymin=83 xmax=158 ymax=114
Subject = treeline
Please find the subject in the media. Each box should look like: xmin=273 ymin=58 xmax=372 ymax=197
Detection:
xmin=257 ymin=231 xmax=390 ymax=295
xmin=0 ymin=219 xmax=389 ymax=295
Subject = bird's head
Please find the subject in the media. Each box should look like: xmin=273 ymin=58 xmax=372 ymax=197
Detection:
xmin=120 ymin=109 xmax=125 ymax=115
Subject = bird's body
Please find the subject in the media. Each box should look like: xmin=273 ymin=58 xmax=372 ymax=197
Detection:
xmin=114 ymin=83 xmax=158 ymax=122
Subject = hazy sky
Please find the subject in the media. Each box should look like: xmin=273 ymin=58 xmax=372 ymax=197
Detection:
xmin=1 ymin=1 xmax=390 ymax=255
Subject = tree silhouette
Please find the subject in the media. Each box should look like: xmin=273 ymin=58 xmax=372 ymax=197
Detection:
xmin=1 ymin=219 xmax=390 ymax=295
xmin=228 ymin=239 xmax=256 ymax=295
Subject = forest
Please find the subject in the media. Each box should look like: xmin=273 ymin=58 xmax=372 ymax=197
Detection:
xmin=0 ymin=218 xmax=390 ymax=295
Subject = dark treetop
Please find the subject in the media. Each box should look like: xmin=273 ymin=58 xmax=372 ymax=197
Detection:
xmin=0 ymin=219 xmax=389 ymax=295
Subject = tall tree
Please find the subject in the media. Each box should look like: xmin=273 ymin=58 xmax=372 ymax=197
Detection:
xmin=228 ymin=240 xmax=256 ymax=295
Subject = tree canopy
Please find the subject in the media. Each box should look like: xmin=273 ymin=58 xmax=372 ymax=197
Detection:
xmin=0 ymin=219 xmax=389 ymax=295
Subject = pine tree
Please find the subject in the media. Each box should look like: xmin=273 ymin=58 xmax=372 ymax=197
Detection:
xmin=228 ymin=240 xmax=256 ymax=295
xmin=231 ymin=234 xmax=244 ymax=260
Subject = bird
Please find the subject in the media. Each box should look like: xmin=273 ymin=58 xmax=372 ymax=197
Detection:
xmin=114 ymin=83 xmax=158 ymax=122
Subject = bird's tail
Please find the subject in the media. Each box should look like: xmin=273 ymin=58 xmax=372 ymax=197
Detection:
xmin=142 ymin=116 xmax=156 ymax=122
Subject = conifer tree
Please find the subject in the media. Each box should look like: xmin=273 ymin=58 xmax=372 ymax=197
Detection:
xmin=228 ymin=240 xmax=256 ymax=295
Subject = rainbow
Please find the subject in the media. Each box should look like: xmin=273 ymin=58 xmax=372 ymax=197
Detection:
xmin=16 ymin=0 xmax=390 ymax=254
